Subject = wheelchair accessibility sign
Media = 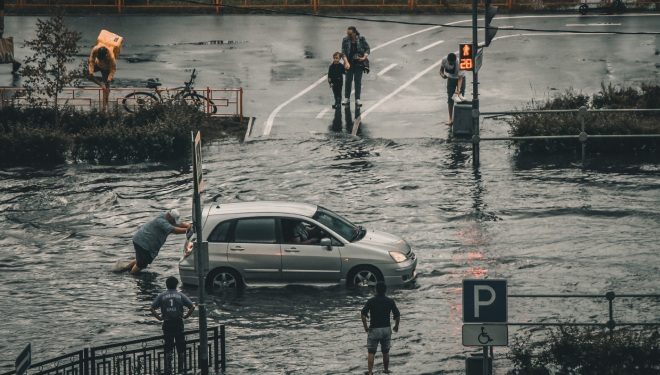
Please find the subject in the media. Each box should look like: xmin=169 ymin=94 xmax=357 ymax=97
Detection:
xmin=462 ymin=324 xmax=508 ymax=346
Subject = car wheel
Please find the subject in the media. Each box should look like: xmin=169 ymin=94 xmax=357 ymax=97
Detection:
xmin=579 ymin=3 xmax=588 ymax=15
xmin=207 ymin=268 xmax=244 ymax=291
xmin=348 ymin=266 xmax=383 ymax=288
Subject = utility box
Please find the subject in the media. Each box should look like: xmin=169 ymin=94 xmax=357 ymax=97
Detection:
xmin=452 ymin=101 xmax=474 ymax=137
xmin=466 ymin=354 xmax=492 ymax=375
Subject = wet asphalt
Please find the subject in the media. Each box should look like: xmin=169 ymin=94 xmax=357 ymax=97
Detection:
xmin=0 ymin=12 xmax=659 ymax=375
xmin=1 ymin=13 xmax=659 ymax=139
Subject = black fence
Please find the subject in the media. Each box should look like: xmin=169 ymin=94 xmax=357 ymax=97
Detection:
xmin=2 ymin=326 xmax=226 ymax=375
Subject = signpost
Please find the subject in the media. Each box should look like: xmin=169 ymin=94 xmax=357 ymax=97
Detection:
xmin=462 ymin=279 xmax=508 ymax=375
xmin=462 ymin=324 xmax=508 ymax=346
xmin=15 ymin=344 xmax=31 ymax=375
xmin=192 ymin=131 xmax=209 ymax=375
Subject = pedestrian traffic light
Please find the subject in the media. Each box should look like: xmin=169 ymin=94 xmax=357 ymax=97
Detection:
xmin=459 ymin=43 xmax=474 ymax=71
xmin=485 ymin=0 xmax=498 ymax=47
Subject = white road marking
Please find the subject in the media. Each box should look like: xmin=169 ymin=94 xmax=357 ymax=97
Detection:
xmin=361 ymin=59 xmax=445 ymax=121
xmin=492 ymin=32 xmax=610 ymax=42
xmin=499 ymin=25 xmax=515 ymax=29
xmin=315 ymin=107 xmax=330 ymax=119
xmin=417 ymin=40 xmax=445 ymax=52
xmin=565 ymin=23 xmax=621 ymax=26
xmin=263 ymin=25 xmax=441 ymax=136
xmin=378 ymin=63 xmax=398 ymax=77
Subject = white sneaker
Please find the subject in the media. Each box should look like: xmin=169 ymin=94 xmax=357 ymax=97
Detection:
xmin=342 ymin=98 xmax=349 ymax=105
xmin=452 ymin=93 xmax=463 ymax=103
xmin=356 ymin=99 xmax=362 ymax=107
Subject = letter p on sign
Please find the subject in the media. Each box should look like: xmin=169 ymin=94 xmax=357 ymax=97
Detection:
xmin=463 ymin=280 xmax=507 ymax=323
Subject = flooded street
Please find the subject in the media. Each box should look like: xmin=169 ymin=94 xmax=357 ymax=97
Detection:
xmin=1 ymin=13 xmax=660 ymax=374
xmin=2 ymin=137 xmax=659 ymax=373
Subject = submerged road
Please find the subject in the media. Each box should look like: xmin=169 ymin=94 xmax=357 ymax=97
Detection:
xmin=1 ymin=13 xmax=659 ymax=375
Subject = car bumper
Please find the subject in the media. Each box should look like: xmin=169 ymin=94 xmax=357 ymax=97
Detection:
xmin=381 ymin=257 xmax=418 ymax=286
xmin=179 ymin=266 xmax=199 ymax=286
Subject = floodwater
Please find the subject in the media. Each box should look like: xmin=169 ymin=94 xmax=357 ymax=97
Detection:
xmin=1 ymin=13 xmax=660 ymax=374
xmin=2 ymin=137 xmax=659 ymax=373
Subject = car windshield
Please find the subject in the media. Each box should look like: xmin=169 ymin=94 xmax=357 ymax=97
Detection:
xmin=312 ymin=207 xmax=359 ymax=241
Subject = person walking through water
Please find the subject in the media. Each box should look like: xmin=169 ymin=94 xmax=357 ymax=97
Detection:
xmin=150 ymin=276 xmax=196 ymax=375
xmin=361 ymin=282 xmax=400 ymax=375
xmin=117 ymin=209 xmax=191 ymax=274
xmin=342 ymin=26 xmax=370 ymax=108
xmin=439 ymin=52 xmax=466 ymax=125
xmin=328 ymin=52 xmax=345 ymax=109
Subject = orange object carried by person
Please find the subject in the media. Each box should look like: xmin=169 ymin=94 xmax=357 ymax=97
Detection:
xmin=97 ymin=29 xmax=123 ymax=58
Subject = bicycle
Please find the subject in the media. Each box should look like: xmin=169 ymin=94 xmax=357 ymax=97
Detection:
xmin=122 ymin=69 xmax=217 ymax=114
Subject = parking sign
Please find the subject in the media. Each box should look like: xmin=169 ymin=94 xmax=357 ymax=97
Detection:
xmin=463 ymin=279 xmax=507 ymax=323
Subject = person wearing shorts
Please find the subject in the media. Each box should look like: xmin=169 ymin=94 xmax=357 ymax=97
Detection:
xmin=120 ymin=209 xmax=191 ymax=274
xmin=361 ymin=282 xmax=400 ymax=375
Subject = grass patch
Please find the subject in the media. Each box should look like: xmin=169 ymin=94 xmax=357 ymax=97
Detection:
xmin=508 ymin=327 xmax=660 ymax=374
xmin=506 ymin=83 xmax=660 ymax=155
xmin=0 ymin=104 xmax=246 ymax=166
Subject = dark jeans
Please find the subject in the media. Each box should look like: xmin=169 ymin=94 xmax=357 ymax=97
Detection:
xmin=331 ymin=80 xmax=343 ymax=104
xmin=163 ymin=319 xmax=186 ymax=375
xmin=345 ymin=65 xmax=363 ymax=100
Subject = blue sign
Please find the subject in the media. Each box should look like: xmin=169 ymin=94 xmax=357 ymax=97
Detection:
xmin=463 ymin=279 xmax=507 ymax=323
xmin=15 ymin=343 xmax=31 ymax=375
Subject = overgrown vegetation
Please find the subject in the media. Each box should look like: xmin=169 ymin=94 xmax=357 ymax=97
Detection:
xmin=0 ymin=104 xmax=245 ymax=165
xmin=507 ymin=327 xmax=660 ymax=374
xmin=507 ymin=83 xmax=660 ymax=155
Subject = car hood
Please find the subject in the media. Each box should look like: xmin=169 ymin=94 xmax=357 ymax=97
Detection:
xmin=357 ymin=229 xmax=411 ymax=254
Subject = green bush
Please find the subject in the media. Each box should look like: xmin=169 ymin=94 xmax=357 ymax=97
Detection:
xmin=508 ymin=327 xmax=660 ymax=375
xmin=0 ymin=103 xmax=245 ymax=166
xmin=507 ymin=84 xmax=660 ymax=155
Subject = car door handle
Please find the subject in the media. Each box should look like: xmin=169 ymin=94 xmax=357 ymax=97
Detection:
xmin=230 ymin=246 xmax=244 ymax=251
xmin=284 ymin=248 xmax=300 ymax=253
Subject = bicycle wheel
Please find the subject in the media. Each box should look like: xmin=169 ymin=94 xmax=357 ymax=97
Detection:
xmin=181 ymin=93 xmax=218 ymax=115
xmin=122 ymin=92 xmax=159 ymax=113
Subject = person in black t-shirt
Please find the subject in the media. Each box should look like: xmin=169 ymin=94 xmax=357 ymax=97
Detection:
xmin=151 ymin=277 xmax=196 ymax=375
xmin=361 ymin=282 xmax=400 ymax=375
xmin=328 ymin=52 xmax=345 ymax=109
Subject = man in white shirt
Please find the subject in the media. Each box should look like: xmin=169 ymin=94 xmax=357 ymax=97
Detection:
xmin=439 ymin=52 xmax=466 ymax=125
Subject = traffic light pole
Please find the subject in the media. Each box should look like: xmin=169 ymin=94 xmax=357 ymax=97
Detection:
xmin=471 ymin=0 xmax=480 ymax=168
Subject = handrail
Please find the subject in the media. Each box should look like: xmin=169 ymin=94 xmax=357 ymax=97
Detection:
xmin=506 ymin=292 xmax=660 ymax=330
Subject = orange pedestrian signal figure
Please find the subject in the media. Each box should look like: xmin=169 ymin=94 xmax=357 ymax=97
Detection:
xmin=459 ymin=43 xmax=474 ymax=71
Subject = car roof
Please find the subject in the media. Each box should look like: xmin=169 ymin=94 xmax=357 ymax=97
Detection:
xmin=208 ymin=201 xmax=318 ymax=218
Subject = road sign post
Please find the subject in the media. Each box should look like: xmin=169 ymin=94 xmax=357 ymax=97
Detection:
xmin=192 ymin=131 xmax=209 ymax=375
xmin=15 ymin=343 xmax=31 ymax=375
xmin=463 ymin=279 xmax=508 ymax=375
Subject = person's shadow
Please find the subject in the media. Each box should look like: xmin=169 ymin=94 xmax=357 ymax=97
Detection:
xmin=329 ymin=106 xmax=343 ymax=133
xmin=344 ymin=105 xmax=362 ymax=135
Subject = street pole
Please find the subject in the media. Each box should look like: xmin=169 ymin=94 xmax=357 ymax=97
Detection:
xmin=192 ymin=132 xmax=209 ymax=375
xmin=471 ymin=0 xmax=480 ymax=168
xmin=1 ymin=0 xmax=5 ymax=39
xmin=482 ymin=346 xmax=489 ymax=375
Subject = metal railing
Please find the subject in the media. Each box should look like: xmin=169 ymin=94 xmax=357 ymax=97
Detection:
xmin=456 ymin=106 xmax=660 ymax=166
xmin=1 ymin=326 xmax=226 ymax=375
xmin=0 ymin=86 xmax=243 ymax=120
xmin=508 ymin=292 xmax=660 ymax=329
xmin=4 ymin=0 xmax=657 ymax=12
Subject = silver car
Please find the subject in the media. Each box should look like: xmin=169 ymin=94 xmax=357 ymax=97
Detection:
xmin=179 ymin=201 xmax=417 ymax=290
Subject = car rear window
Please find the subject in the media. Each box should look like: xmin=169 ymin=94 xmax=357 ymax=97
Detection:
xmin=233 ymin=218 xmax=277 ymax=244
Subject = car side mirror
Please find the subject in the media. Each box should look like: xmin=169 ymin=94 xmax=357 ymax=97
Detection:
xmin=320 ymin=238 xmax=332 ymax=250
